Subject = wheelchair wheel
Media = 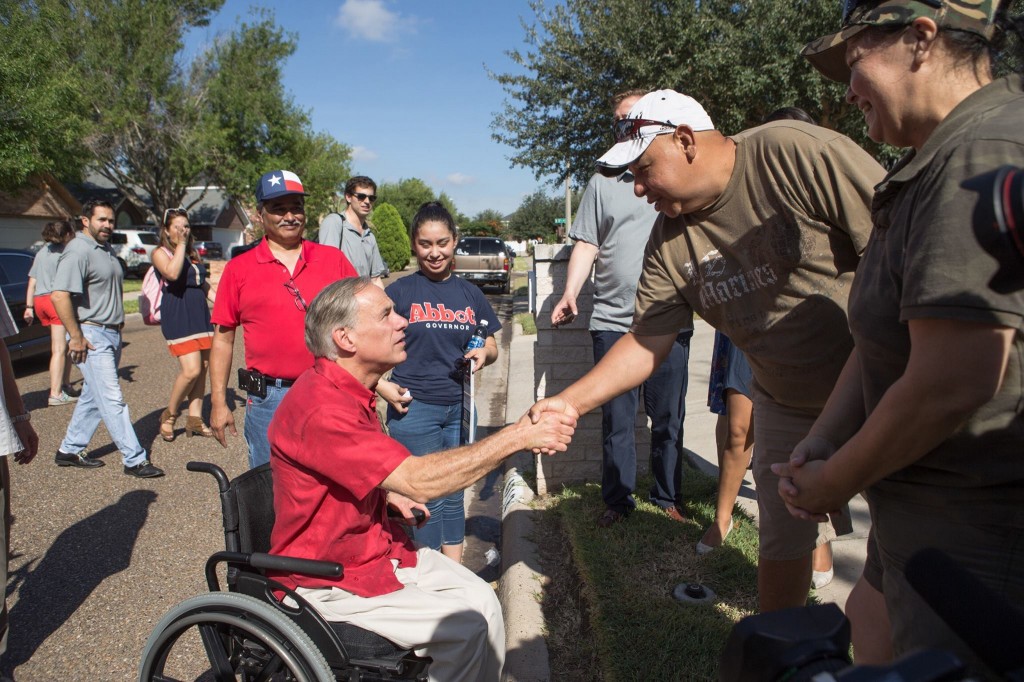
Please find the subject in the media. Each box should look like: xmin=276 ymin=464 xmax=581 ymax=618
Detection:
xmin=139 ymin=592 xmax=334 ymax=682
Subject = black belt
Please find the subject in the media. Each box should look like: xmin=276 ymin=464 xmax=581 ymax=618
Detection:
xmin=82 ymin=321 xmax=123 ymax=331
xmin=262 ymin=375 xmax=295 ymax=388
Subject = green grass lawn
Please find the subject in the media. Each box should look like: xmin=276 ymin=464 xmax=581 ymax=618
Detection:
xmin=538 ymin=468 xmax=759 ymax=681
xmin=123 ymin=279 xmax=142 ymax=293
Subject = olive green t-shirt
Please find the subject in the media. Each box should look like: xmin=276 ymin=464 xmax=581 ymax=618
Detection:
xmin=852 ymin=75 xmax=1024 ymax=517
xmin=632 ymin=122 xmax=884 ymax=409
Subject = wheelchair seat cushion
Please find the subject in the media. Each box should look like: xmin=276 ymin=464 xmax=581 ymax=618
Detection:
xmin=330 ymin=620 xmax=414 ymax=663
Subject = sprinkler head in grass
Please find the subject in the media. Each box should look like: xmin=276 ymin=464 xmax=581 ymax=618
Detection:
xmin=673 ymin=582 xmax=716 ymax=605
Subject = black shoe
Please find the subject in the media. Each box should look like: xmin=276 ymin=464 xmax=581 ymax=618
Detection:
xmin=55 ymin=450 xmax=104 ymax=468
xmin=124 ymin=460 xmax=164 ymax=478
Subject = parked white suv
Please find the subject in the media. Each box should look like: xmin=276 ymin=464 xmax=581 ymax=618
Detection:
xmin=111 ymin=228 xmax=160 ymax=278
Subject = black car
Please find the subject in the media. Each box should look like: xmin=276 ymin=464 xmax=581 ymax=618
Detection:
xmin=0 ymin=249 xmax=51 ymax=361
xmin=195 ymin=241 xmax=224 ymax=260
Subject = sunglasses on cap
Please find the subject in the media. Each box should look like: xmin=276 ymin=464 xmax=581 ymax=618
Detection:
xmin=163 ymin=207 xmax=188 ymax=224
xmin=841 ymin=0 xmax=941 ymax=25
xmin=350 ymin=192 xmax=377 ymax=204
xmin=612 ymin=118 xmax=676 ymax=144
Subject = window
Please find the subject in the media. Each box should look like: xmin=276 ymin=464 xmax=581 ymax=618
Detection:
xmin=0 ymin=253 xmax=33 ymax=285
xmin=137 ymin=233 xmax=159 ymax=245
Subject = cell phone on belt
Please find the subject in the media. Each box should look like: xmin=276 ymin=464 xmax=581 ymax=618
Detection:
xmin=238 ymin=368 xmax=267 ymax=398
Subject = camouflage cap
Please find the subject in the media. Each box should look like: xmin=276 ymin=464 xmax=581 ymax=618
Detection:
xmin=802 ymin=0 xmax=1001 ymax=83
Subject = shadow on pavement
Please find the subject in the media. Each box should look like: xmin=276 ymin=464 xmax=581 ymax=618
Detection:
xmin=3 ymin=490 xmax=157 ymax=672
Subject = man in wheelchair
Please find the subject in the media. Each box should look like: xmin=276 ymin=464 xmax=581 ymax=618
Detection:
xmin=266 ymin=276 xmax=576 ymax=681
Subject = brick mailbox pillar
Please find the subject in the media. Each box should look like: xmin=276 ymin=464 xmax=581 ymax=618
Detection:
xmin=530 ymin=243 xmax=650 ymax=495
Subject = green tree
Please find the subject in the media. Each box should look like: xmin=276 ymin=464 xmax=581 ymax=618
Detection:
xmin=0 ymin=2 xmax=349 ymax=220
xmin=378 ymin=178 xmax=437 ymax=233
xmin=489 ymin=0 xmax=879 ymax=187
xmin=370 ymin=202 xmax=410 ymax=273
xmin=462 ymin=210 xmax=506 ymax=236
xmin=437 ymin=191 xmax=467 ymax=227
xmin=508 ymin=190 xmax=565 ymax=242
xmin=193 ymin=11 xmax=350 ymax=220
xmin=0 ymin=1 xmax=90 ymax=188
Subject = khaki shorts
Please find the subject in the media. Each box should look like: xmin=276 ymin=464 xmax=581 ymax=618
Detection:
xmin=750 ymin=388 xmax=838 ymax=561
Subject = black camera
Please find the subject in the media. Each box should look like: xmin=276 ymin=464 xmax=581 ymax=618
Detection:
xmin=720 ymin=549 xmax=1024 ymax=682
xmin=967 ymin=165 xmax=1024 ymax=293
xmin=719 ymin=603 xmax=967 ymax=682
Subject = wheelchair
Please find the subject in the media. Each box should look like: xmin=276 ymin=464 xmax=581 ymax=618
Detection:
xmin=139 ymin=462 xmax=430 ymax=682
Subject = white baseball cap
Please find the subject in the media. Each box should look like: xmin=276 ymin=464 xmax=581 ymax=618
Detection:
xmin=597 ymin=89 xmax=715 ymax=176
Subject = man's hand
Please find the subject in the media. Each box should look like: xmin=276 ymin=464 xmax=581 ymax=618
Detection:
xmin=386 ymin=491 xmax=430 ymax=528
xmin=22 ymin=308 xmax=34 ymax=324
xmin=519 ymin=410 xmax=575 ymax=455
xmin=377 ymin=379 xmax=413 ymax=415
xmin=67 ymin=334 xmax=94 ymax=364
xmin=551 ymin=293 xmax=578 ymax=327
xmin=13 ymin=422 xmax=38 ymax=465
xmin=210 ymin=401 xmax=237 ymax=448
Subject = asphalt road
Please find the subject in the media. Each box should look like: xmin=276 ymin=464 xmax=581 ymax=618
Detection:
xmin=2 ymin=271 xmax=515 ymax=680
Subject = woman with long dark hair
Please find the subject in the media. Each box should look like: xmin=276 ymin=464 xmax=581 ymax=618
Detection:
xmin=779 ymin=1 xmax=1024 ymax=670
xmin=151 ymin=208 xmax=215 ymax=441
xmin=381 ymin=202 xmax=501 ymax=564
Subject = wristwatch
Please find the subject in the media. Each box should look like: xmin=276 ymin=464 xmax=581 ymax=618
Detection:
xmin=12 ymin=413 xmax=30 ymax=423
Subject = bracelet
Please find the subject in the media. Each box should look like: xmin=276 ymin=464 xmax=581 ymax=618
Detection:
xmin=12 ymin=413 xmax=30 ymax=424
xmin=25 ymin=306 xmax=33 ymax=309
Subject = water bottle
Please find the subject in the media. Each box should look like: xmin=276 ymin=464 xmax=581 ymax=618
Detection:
xmin=464 ymin=319 xmax=489 ymax=351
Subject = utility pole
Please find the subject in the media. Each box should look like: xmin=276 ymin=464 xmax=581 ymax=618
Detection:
xmin=563 ymin=170 xmax=572 ymax=243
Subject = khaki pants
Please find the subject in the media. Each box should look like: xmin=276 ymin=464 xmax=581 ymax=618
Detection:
xmin=297 ymin=548 xmax=504 ymax=682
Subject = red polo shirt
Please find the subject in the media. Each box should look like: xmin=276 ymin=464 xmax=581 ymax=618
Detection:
xmin=211 ymin=239 xmax=356 ymax=380
xmin=267 ymin=357 xmax=418 ymax=597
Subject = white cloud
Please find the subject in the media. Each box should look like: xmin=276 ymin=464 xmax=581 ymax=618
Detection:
xmin=335 ymin=0 xmax=414 ymax=43
xmin=351 ymin=146 xmax=378 ymax=162
xmin=446 ymin=172 xmax=476 ymax=186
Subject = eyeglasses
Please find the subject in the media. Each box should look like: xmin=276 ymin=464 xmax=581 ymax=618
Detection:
xmin=163 ymin=207 xmax=187 ymax=224
xmin=612 ymin=118 xmax=676 ymax=143
xmin=350 ymin=192 xmax=377 ymax=204
xmin=283 ymin=279 xmax=308 ymax=312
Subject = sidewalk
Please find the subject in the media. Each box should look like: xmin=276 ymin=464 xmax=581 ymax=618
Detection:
xmin=499 ymin=316 xmax=871 ymax=681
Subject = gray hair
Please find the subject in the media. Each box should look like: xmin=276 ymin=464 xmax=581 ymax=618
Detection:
xmin=304 ymin=276 xmax=374 ymax=359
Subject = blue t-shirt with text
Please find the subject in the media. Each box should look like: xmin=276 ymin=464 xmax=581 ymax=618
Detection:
xmin=387 ymin=272 xmax=502 ymax=404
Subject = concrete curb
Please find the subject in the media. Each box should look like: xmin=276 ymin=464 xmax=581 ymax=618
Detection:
xmin=500 ymin=321 xmax=551 ymax=682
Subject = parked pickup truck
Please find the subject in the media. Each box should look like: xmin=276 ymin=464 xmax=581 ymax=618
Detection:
xmin=453 ymin=237 xmax=511 ymax=293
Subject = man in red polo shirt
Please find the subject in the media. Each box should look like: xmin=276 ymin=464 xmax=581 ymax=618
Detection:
xmin=268 ymin=277 xmax=575 ymax=682
xmin=209 ymin=170 xmax=357 ymax=468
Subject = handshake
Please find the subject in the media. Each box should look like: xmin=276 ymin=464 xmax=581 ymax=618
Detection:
xmin=519 ymin=395 xmax=583 ymax=456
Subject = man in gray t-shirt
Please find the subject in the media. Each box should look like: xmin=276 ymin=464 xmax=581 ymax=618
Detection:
xmin=318 ymin=175 xmax=388 ymax=285
xmin=50 ymin=200 xmax=163 ymax=478
xmin=551 ymin=90 xmax=691 ymax=528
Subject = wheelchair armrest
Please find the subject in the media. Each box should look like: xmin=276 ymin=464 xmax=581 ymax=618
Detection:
xmin=205 ymin=551 xmax=342 ymax=591
xmin=187 ymin=461 xmax=230 ymax=493
xmin=250 ymin=552 xmax=343 ymax=579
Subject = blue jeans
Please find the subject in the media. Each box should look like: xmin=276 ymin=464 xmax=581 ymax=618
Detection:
xmin=244 ymin=382 xmax=289 ymax=469
xmin=387 ymin=400 xmax=466 ymax=549
xmin=591 ymin=330 xmax=691 ymax=513
xmin=60 ymin=325 xmax=147 ymax=467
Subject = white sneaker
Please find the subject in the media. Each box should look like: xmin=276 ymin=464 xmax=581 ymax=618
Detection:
xmin=48 ymin=392 xmax=78 ymax=406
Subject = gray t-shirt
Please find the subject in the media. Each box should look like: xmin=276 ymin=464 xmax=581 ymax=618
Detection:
xmin=28 ymin=243 xmax=64 ymax=295
xmin=52 ymin=232 xmax=124 ymax=326
xmin=318 ymin=213 xmax=388 ymax=278
xmin=569 ymin=172 xmax=658 ymax=332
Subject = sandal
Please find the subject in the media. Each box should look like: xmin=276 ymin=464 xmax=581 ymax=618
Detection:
xmin=159 ymin=409 xmax=179 ymax=442
xmin=185 ymin=416 xmax=214 ymax=438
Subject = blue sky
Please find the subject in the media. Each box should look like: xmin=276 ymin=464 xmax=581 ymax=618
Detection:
xmin=184 ymin=0 xmax=561 ymax=218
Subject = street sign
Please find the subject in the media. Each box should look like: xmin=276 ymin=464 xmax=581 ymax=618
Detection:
xmin=554 ymin=218 xmax=566 ymax=225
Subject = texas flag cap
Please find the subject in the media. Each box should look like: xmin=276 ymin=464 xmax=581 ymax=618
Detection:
xmin=255 ymin=169 xmax=308 ymax=203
